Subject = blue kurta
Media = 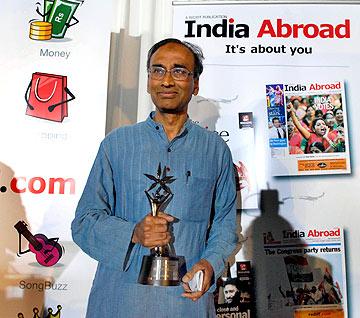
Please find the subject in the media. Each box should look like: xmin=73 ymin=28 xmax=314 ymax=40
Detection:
xmin=71 ymin=113 xmax=237 ymax=317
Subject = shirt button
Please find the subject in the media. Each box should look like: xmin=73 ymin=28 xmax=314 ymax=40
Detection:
xmin=155 ymin=126 xmax=159 ymax=130
xmin=167 ymin=148 xmax=171 ymax=152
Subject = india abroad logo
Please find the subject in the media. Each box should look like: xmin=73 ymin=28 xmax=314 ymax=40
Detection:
xmin=184 ymin=17 xmax=350 ymax=39
xmin=185 ymin=17 xmax=250 ymax=38
xmin=263 ymin=231 xmax=281 ymax=245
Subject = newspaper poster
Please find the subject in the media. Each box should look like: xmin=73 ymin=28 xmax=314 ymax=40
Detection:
xmin=266 ymin=80 xmax=350 ymax=176
xmin=262 ymin=227 xmax=347 ymax=318
xmin=214 ymin=261 xmax=255 ymax=318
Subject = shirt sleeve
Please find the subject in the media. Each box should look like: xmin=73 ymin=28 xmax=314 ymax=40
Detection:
xmin=201 ymin=144 xmax=238 ymax=291
xmin=71 ymin=140 xmax=138 ymax=270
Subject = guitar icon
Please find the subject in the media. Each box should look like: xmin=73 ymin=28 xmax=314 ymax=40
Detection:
xmin=14 ymin=220 xmax=64 ymax=267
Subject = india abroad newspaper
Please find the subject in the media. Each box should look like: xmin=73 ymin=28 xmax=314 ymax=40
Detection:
xmin=266 ymin=80 xmax=350 ymax=176
xmin=263 ymin=226 xmax=347 ymax=318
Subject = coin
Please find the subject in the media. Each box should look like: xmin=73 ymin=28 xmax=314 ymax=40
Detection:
xmin=29 ymin=21 xmax=52 ymax=40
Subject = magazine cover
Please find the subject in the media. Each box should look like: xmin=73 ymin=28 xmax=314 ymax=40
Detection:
xmin=266 ymin=81 xmax=350 ymax=176
xmin=214 ymin=261 xmax=255 ymax=318
xmin=262 ymin=227 xmax=347 ymax=318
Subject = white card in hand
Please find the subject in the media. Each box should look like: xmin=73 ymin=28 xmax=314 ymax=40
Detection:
xmin=188 ymin=270 xmax=203 ymax=292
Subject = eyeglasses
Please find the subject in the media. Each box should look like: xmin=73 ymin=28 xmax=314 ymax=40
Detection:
xmin=148 ymin=66 xmax=194 ymax=81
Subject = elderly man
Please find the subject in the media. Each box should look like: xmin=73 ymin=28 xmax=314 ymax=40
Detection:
xmin=71 ymin=38 xmax=237 ymax=317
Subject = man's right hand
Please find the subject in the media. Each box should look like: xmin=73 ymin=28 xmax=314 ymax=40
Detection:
xmin=131 ymin=212 xmax=174 ymax=248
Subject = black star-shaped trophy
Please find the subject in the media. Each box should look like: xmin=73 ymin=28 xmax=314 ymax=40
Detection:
xmin=138 ymin=163 xmax=181 ymax=286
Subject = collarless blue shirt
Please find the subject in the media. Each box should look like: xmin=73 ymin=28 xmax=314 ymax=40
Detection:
xmin=72 ymin=112 xmax=237 ymax=318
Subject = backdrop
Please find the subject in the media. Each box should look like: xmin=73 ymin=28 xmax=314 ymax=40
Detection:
xmin=0 ymin=0 xmax=112 ymax=316
xmin=173 ymin=2 xmax=360 ymax=318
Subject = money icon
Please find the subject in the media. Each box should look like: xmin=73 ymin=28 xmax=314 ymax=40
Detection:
xmin=29 ymin=0 xmax=83 ymax=41
xmin=45 ymin=0 xmax=83 ymax=39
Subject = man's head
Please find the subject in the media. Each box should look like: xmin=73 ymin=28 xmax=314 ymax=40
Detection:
xmin=223 ymin=282 xmax=239 ymax=304
xmin=147 ymin=38 xmax=204 ymax=79
xmin=272 ymin=117 xmax=281 ymax=128
xmin=147 ymin=38 xmax=204 ymax=114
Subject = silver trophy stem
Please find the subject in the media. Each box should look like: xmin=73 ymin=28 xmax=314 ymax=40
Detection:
xmin=145 ymin=191 xmax=174 ymax=257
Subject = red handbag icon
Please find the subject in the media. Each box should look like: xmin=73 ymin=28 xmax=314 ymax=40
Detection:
xmin=25 ymin=72 xmax=75 ymax=122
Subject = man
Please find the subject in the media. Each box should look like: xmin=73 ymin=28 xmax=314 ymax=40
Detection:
xmin=223 ymin=281 xmax=240 ymax=305
xmin=71 ymin=38 xmax=237 ymax=317
xmin=268 ymin=117 xmax=286 ymax=138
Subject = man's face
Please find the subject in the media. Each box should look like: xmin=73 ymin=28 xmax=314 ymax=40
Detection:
xmin=147 ymin=43 xmax=199 ymax=114
xmin=224 ymin=284 xmax=238 ymax=304
xmin=273 ymin=119 xmax=281 ymax=128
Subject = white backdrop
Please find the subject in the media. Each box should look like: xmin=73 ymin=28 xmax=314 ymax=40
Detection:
xmin=2 ymin=0 xmax=360 ymax=317
xmin=0 ymin=0 xmax=113 ymax=316
xmin=173 ymin=2 xmax=360 ymax=318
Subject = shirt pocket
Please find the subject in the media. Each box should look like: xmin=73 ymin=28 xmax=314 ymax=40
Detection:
xmin=173 ymin=175 xmax=214 ymax=223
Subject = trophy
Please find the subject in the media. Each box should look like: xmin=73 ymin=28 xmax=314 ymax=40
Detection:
xmin=138 ymin=163 xmax=181 ymax=286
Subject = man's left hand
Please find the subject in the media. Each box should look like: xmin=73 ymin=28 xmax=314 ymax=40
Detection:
xmin=181 ymin=259 xmax=214 ymax=301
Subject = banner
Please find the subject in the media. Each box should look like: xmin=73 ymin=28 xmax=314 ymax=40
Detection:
xmin=0 ymin=0 xmax=113 ymax=316
xmin=173 ymin=2 xmax=360 ymax=318
xmin=172 ymin=2 xmax=359 ymax=207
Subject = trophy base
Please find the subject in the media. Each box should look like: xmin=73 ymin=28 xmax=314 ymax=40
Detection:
xmin=138 ymin=255 xmax=180 ymax=286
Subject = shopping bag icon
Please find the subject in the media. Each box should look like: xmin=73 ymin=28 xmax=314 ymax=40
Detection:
xmin=25 ymin=72 xmax=75 ymax=122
